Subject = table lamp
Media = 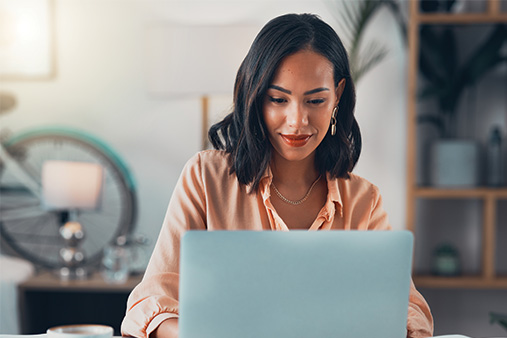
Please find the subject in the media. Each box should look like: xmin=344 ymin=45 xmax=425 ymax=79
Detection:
xmin=41 ymin=160 xmax=104 ymax=279
xmin=144 ymin=23 xmax=261 ymax=149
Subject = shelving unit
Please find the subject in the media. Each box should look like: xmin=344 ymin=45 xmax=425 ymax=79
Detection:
xmin=406 ymin=0 xmax=507 ymax=289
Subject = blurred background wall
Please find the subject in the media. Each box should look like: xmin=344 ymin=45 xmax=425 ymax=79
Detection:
xmin=0 ymin=0 xmax=407 ymax=252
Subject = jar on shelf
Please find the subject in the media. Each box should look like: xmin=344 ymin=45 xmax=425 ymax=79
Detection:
xmin=101 ymin=235 xmax=131 ymax=284
xmin=432 ymin=243 xmax=461 ymax=276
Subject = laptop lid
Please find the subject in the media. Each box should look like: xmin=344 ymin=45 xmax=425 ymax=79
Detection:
xmin=179 ymin=230 xmax=413 ymax=338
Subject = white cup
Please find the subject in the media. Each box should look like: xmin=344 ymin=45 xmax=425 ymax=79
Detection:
xmin=47 ymin=325 xmax=113 ymax=338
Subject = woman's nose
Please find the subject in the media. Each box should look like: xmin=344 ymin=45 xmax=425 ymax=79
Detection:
xmin=286 ymin=103 xmax=308 ymax=128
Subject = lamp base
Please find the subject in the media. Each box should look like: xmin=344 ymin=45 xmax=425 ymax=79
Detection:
xmin=57 ymin=219 xmax=89 ymax=280
xmin=56 ymin=266 xmax=89 ymax=280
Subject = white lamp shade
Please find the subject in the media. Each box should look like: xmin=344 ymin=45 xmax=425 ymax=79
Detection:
xmin=145 ymin=24 xmax=261 ymax=96
xmin=42 ymin=160 xmax=104 ymax=210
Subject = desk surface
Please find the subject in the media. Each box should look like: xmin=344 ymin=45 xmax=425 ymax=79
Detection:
xmin=18 ymin=271 xmax=142 ymax=293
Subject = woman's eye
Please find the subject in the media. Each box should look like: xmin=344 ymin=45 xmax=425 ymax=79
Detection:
xmin=308 ymin=99 xmax=325 ymax=105
xmin=268 ymin=97 xmax=286 ymax=104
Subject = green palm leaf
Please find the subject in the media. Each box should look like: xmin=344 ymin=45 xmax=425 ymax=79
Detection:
xmin=337 ymin=0 xmax=386 ymax=83
xmin=353 ymin=41 xmax=389 ymax=83
xmin=490 ymin=312 xmax=507 ymax=331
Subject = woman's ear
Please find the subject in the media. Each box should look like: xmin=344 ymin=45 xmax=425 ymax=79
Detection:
xmin=335 ymin=78 xmax=346 ymax=105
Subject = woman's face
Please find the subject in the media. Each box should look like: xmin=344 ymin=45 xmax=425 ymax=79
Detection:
xmin=263 ymin=49 xmax=345 ymax=164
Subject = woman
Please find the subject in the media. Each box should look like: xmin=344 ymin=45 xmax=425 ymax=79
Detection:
xmin=122 ymin=13 xmax=433 ymax=338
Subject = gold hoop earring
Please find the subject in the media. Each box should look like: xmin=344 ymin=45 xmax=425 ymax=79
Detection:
xmin=330 ymin=106 xmax=338 ymax=136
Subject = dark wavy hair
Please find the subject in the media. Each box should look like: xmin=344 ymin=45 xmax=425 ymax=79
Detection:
xmin=209 ymin=13 xmax=361 ymax=192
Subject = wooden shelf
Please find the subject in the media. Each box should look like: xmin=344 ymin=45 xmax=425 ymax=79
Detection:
xmin=19 ymin=271 xmax=142 ymax=293
xmin=417 ymin=13 xmax=507 ymax=24
xmin=414 ymin=275 xmax=507 ymax=289
xmin=413 ymin=187 xmax=507 ymax=199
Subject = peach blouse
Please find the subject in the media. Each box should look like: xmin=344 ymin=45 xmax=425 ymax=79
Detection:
xmin=121 ymin=150 xmax=433 ymax=338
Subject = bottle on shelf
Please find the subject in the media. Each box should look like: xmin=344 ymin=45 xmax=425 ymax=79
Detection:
xmin=487 ymin=126 xmax=504 ymax=187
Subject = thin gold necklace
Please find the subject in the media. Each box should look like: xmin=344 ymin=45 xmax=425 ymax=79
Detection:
xmin=271 ymin=175 xmax=322 ymax=206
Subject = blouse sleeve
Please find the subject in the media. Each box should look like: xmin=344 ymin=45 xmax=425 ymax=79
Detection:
xmin=368 ymin=185 xmax=434 ymax=338
xmin=121 ymin=153 xmax=207 ymax=338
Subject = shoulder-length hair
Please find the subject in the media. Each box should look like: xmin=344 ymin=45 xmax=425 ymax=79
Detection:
xmin=209 ymin=13 xmax=361 ymax=192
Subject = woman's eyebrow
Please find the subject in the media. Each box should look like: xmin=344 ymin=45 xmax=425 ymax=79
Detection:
xmin=268 ymin=85 xmax=330 ymax=95
xmin=268 ymin=85 xmax=291 ymax=94
xmin=304 ymin=87 xmax=330 ymax=95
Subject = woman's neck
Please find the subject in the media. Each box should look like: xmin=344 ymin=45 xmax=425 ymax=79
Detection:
xmin=270 ymin=152 xmax=320 ymax=187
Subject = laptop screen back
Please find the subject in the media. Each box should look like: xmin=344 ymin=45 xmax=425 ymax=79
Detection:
xmin=179 ymin=230 xmax=413 ymax=338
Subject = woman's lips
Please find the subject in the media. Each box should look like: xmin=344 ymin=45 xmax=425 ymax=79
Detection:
xmin=280 ymin=134 xmax=312 ymax=147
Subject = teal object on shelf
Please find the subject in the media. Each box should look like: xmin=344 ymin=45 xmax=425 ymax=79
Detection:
xmin=432 ymin=243 xmax=461 ymax=276
xmin=490 ymin=312 xmax=507 ymax=331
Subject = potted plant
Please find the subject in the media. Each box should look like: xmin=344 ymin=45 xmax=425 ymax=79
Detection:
xmin=417 ymin=24 xmax=507 ymax=187
xmin=334 ymin=2 xmax=506 ymax=186
xmin=490 ymin=312 xmax=507 ymax=332
xmin=333 ymin=0 xmax=406 ymax=84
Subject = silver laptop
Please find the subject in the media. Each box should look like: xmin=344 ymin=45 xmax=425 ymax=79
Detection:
xmin=179 ymin=230 xmax=413 ymax=338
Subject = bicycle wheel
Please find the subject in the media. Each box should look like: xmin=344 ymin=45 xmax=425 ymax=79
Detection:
xmin=0 ymin=127 xmax=137 ymax=269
